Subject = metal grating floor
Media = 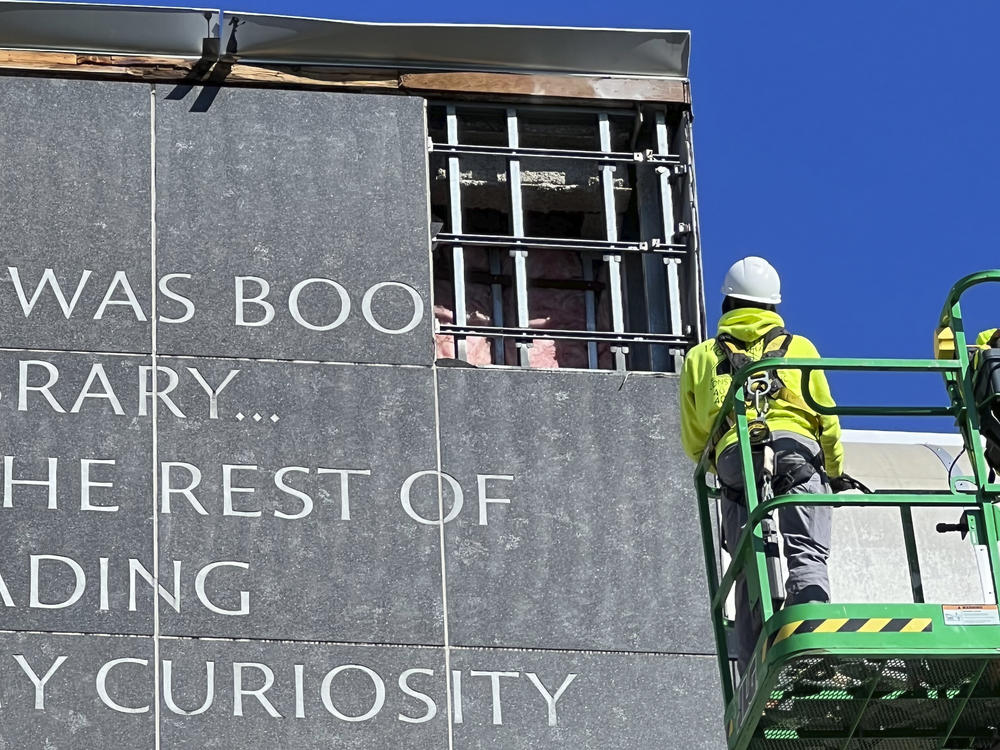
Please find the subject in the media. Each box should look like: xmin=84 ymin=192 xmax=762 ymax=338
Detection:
xmin=744 ymin=655 xmax=1000 ymax=750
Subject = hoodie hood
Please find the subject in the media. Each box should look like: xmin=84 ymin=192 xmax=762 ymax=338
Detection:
xmin=976 ymin=328 xmax=999 ymax=347
xmin=716 ymin=308 xmax=785 ymax=343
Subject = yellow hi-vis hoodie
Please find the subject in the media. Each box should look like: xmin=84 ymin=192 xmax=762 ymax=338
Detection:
xmin=679 ymin=308 xmax=844 ymax=478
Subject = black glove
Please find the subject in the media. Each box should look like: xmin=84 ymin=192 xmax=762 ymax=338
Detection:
xmin=830 ymin=473 xmax=871 ymax=494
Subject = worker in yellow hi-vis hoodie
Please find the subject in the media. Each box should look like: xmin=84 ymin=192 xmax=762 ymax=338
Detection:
xmin=680 ymin=256 xmax=848 ymax=674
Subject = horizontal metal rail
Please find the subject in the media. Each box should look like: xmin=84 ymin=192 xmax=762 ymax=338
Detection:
xmin=431 ymin=100 xmax=642 ymax=118
xmin=438 ymin=323 xmax=689 ymax=346
xmin=696 ymin=357 xmax=963 ymax=473
xmin=711 ymin=491 xmax=977 ymax=615
xmin=436 ymin=232 xmax=644 ymax=254
xmin=429 ymin=142 xmax=682 ymax=164
xmin=939 ymin=269 xmax=1000 ymax=326
xmin=435 ymin=232 xmax=687 ymax=256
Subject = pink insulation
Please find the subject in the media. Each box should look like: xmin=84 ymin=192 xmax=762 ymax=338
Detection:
xmin=435 ymin=249 xmax=612 ymax=368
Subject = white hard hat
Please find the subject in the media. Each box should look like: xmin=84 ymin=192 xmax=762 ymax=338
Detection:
xmin=721 ymin=256 xmax=781 ymax=304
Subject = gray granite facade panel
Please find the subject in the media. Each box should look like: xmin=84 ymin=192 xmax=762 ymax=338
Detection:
xmin=0 ymin=631 xmax=155 ymax=749
xmin=437 ymin=368 xmax=713 ymax=654
xmin=158 ymin=639 xmax=449 ymax=750
xmin=0 ymin=77 xmax=152 ymax=354
xmin=0 ymin=350 xmax=154 ymax=634
xmin=449 ymin=647 xmax=726 ymax=750
xmin=154 ymin=358 xmax=443 ymax=644
xmin=154 ymin=85 xmax=433 ymax=365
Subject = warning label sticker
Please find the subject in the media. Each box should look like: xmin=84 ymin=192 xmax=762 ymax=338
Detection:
xmin=942 ymin=604 xmax=1000 ymax=626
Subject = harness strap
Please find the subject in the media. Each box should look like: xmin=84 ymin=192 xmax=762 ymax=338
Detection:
xmin=771 ymin=461 xmax=820 ymax=496
xmin=710 ymin=326 xmax=798 ymax=450
xmin=715 ymin=326 xmax=793 ymax=378
xmin=720 ymin=446 xmax=821 ymax=506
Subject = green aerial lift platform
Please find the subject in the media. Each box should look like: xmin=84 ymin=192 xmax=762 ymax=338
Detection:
xmin=695 ymin=271 xmax=1000 ymax=750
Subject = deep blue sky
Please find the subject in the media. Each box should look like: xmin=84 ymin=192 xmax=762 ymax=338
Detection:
xmin=106 ymin=1 xmax=1000 ymax=431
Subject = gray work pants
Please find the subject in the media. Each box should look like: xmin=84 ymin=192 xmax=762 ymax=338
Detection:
xmin=715 ymin=431 xmax=833 ymax=674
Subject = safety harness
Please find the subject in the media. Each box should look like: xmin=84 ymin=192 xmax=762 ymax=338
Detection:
xmin=715 ymin=326 xmax=793 ymax=452
xmin=711 ymin=326 xmax=870 ymax=608
xmin=713 ymin=326 xmax=825 ymax=502
xmin=714 ymin=326 xmax=811 ymax=607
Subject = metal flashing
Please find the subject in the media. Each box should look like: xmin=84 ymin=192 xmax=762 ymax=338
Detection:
xmin=0 ymin=1 xmax=218 ymax=58
xmin=224 ymin=12 xmax=690 ymax=78
xmin=0 ymin=3 xmax=690 ymax=79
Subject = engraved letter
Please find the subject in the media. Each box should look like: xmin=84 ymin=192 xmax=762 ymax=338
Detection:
xmin=469 ymin=671 xmax=519 ymax=725
xmin=476 ymin=474 xmax=513 ymax=526
xmin=316 ymin=468 xmax=371 ymax=521
xmin=18 ymin=360 xmax=64 ymax=413
xmin=9 ymin=267 xmax=91 ymax=318
xmin=195 ymin=561 xmax=250 ymax=616
xmin=160 ymin=462 xmax=208 ymax=515
xmin=81 ymin=458 xmax=118 ymax=512
xmin=128 ymin=559 xmax=181 ymax=613
xmin=30 ymin=555 xmax=85 ymax=609
xmin=526 ymin=672 xmax=577 ymax=727
xmin=13 ymin=654 xmax=67 ymax=710
xmin=233 ymin=663 xmax=282 ymax=717
xmin=94 ymin=270 xmax=147 ymax=321
xmin=4 ymin=456 xmax=58 ymax=509
xmin=97 ymin=658 xmax=150 ymax=714
xmin=163 ymin=660 xmax=215 ymax=716
xmin=70 ymin=364 xmax=125 ymax=415
xmin=223 ymin=464 xmax=259 ymax=517
xmin=186 ymin=367 xmax=240 ymax=420
xmin=361 ymin=281 xmax=424 ymax=334
xmin=399 ymin=470 xmax=463 ymax=525
xmin=287 ymin=278 xmax=350 ymax=331
xmin=398 ymin=668 xmax=437 ymax=724
xmin=321 ymin=665 xmax=385 ymax=722
xmin=273 ymin=467 xmax=312 ymax=521
xmin=234 ymin=277 xmax=274 ymax=327
xmin=138 ymin=366 xmax=185 ymax=418
xmin=158 ymin=273 xmax=195 ymax=324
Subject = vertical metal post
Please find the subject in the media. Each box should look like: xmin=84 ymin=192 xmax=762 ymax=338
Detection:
xmin=634 ymin=145 xmax=665 ymax=372
xmin=696 ymin=472 xmax=735 ymax=703
xmin=599 ymin=112 xmax=627 ymax=371
xmin=506 ymin=108 xmax=531 ymax=367
xmin=735 ymin=398 xmax=773 ymax=623
xmin=446 ymin=106 xmax=467 ymax=361
xmin=679 ymin=110 xmax=707 ymax=341
xmin=656 ymin=111 xmax=685 ymax=372
xmin=489 ymin=250 xmax=504 ymax=364
xmin=899 ymin=506 xmax=925 ymax=603
xmin=583 ymin=260 xmax=598 ymax=368
xmin=966 ymin=513 xmax=996 ymax=603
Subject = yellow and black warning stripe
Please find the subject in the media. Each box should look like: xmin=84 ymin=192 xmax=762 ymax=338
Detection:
xmin=761 ymin=617 xmax=932 ymax=659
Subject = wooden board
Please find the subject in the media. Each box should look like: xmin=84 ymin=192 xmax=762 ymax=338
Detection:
xmin=0 ymin=50 xmax=689 ymax=104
